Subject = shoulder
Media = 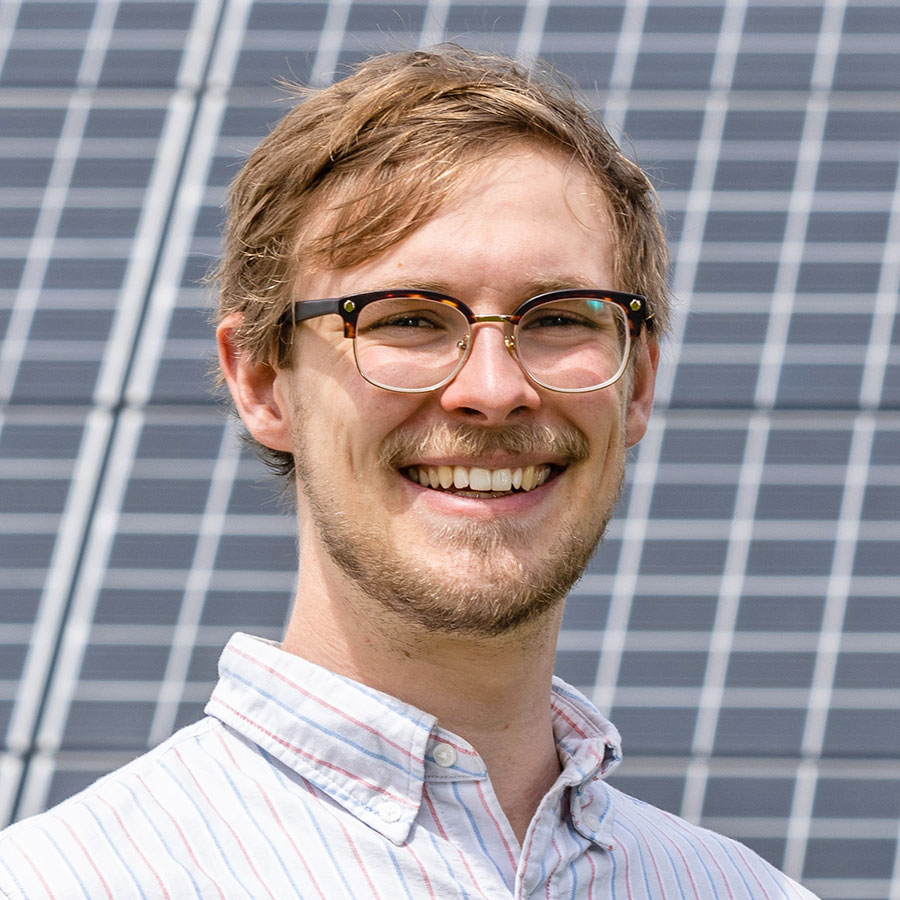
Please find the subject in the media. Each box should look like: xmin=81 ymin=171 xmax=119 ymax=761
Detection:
xmin=603 ymin=783 xmax=820 ymax=900
xmin=0 ymin=717 xmax=222 ymax=899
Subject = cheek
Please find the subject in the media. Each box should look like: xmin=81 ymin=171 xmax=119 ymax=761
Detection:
xmin=572 ymin=390 xmax=625 ymax=446
xmin=292 ymin=370 xmax=423 ymax=482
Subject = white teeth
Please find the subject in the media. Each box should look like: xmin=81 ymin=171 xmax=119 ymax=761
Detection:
xmin=521 ymin=465 xmax=535 ymax=491
xmin=407 ymin=464 xmax=552 ymax=493
xmin=491 ymin=468 xmax=512 ymax=491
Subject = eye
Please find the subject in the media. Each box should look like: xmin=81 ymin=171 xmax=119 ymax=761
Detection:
xmin=356 ymin=298 xmax=463 ymax=340
xmin=520 ymin=299 xmax=622 ymax=334
xmin=523 ymin=310 xmax=601 ymax=330
xmin=360 ymin=309 xmax=450 ymax=334
xmin=370 ymin=311 xmax=442 ymax=329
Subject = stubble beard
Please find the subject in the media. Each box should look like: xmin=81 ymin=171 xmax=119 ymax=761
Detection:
xmin=294 ymin=422 xmax=625 ymax=638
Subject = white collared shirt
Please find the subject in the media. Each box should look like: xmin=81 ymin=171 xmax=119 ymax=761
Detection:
xmin=0 ymin=633 xmax=818 ymax=899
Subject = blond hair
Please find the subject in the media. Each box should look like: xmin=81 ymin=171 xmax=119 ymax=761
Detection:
xmin=215 ymin=45 xmax=669 ymax=476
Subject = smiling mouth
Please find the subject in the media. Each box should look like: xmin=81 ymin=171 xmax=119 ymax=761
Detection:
xmin=402 ymin=464 xmax=558 ymax=497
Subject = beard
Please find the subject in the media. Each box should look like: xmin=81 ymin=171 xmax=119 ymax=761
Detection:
xmin=294 ymin=421 xmax=624 ymax=637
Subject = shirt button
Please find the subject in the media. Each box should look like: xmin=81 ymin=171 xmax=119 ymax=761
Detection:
xmin=584 ymin=813 xmax=601 ymax=831
xmin=380 ymin=802 xmax=402 ymax=823
xmin=432 ymin=742 xmax=458 ymax=767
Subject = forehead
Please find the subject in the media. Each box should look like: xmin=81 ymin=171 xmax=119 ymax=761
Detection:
xmin=298 ymin=147 xmax=614 ymax=300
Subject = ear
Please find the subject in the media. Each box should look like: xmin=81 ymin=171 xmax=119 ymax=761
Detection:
xmin=217 ymin=312 xmax=293 ymax=453
xmin=624 ymin=334 xmax=659 ymax=448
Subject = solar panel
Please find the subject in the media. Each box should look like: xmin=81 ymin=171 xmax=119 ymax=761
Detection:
xmin=1 ymin=2 xmax=898 ymax=897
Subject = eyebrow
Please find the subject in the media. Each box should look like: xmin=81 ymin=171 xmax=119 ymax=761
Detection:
xmin=373 ymin=274 xmax=610 ymax=300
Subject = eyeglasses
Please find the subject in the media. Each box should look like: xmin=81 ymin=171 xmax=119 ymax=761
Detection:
xmin=278 ymin=288 xmax=649 ymax=393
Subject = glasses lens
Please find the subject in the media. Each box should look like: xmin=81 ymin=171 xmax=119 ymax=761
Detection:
xmin=515 ymin=298 xmax=630 ymax=391
xmin=353 ymin=297 xmax=468 ymax=391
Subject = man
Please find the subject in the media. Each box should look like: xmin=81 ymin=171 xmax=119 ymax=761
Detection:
xmin=1 ymin=47 xmax=817 ymax=898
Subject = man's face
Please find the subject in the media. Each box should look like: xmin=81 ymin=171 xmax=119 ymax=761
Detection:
xmin=271 ymin=147 xmax=657 ymax=635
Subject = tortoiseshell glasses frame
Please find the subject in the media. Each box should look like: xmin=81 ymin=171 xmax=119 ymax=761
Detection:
xmin=277 ymin=288 xmax=650 ymax=394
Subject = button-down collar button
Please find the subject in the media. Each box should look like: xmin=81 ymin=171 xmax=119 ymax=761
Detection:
xmin=583 ymin=813 xmax=601 ymax=832
xmin=432 ymin=742 xmax=458 ymax=767
xmin=380 ymin=802 xmax=402 ymax=823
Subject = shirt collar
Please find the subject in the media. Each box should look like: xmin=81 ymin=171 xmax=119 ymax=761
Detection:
xmin=549 ymin=677 xmax=622 ymax=848
xmin=206 ymin=633 xmax=622 ymax=845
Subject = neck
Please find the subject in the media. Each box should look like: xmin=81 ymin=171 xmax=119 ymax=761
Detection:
xmin=282 ymin=558 xmax=565 ymax=844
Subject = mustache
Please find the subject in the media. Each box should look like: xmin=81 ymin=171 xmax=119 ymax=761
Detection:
xmin=379 ymin=422 xmax=590 ymax=469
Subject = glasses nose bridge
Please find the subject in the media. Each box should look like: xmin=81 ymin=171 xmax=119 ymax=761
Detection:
xmin=462 ymin=313 xmax=520 ymax=362
xmin=469 ymin=313 xmax=516 ymax=325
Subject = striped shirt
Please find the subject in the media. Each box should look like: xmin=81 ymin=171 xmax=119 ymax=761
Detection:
xmin=0 ymin=632 xmax=818 ymax=899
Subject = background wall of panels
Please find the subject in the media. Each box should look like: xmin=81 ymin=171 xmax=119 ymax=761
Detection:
xmin=1 ymin=1 xmax=898 ymax=897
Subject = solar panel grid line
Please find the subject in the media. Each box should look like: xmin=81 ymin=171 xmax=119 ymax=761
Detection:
xmin=654 ymin=98 xmax=737 ymax=405
xmin=92 ymin=96 xmax=199 ymax=406
xmin=574 ymin=0 xmax=654 ymax=714
xmin=99 ymin=3 xmax=236 ymax=406
xmin=13 ymin=751 xmax=54 ymax=823
xmin=0 ymin=625 xmax=32 ymax=648
xmin=179 ymin=0 xmax=226 ymax=88
xmin=2 ymin=236 xmax=133 ymax=260
xmin=859 ymin=160 xmax=900 ymax=408
xmin=806 ymin=881 xmax=868 ymax=900
xmin=112 ymin=510 xmax=292 ymax=536
xmin=76 ymin=0 xmax=120 ymax=89
xmin=689 ymin=413 xmax=768 ymax=758
xmin=0 ymin=93 xmax=91 ymax=405
xmin=698 ymin=242 xmax=885 ymax=265
xmin=593 ymin=0 xmax=649 ymax=149
xmin=756 ymin=2 xmax=848 ymax=411
xmin=828 ymin=688 xmax=900 ymax=710
xmin=839 ymin=633 xmax=900 ymax=653
xmin=1 ymin=0 xmax=232 ymax=814
xmin=528 ymin=32 xmax=628 ymax=56
xmin=753 ymin=98 xmax=831 ymax=409
xmin=680 ymin=755 xmax=709 ymax=825
xmin=123 ymin=1 xmax=255 ymax=406
xmin=702 ymin=351 xmax=876 ymax=379
xmin=709 ymin=0 xmax=748 ymax=90
xmin=418 ymin=0 xmax=451 ymax=49
xmin=0 ymin=755 xmax=22 ymax=827
xmin=0 ymin=2 xmax=22 ymax=74
xmin=66 ymin=680 xmax=186 ymax=702
xmin=88 ymin=623 xmax=179 ymax=644
xmin=800 ymin=415 xmax=874 ymax=757
xmin=5 ymin=409 xmax=113 ymax=755
xmin=310 ymin=0 xmax=351 ymax=86
xmin=208 ymin=0 xmax=254 ymax=93
xmin=27 ymin=408 xmax=144 ymax=760
xmin=784 ymin=757 xmax=819 ymax=881
xmin=743 ymin=819 xmax=897 ymax=841
xmin=891 ymin=823 xmax=900 ymax=900
xmin=515 ymin=0 xmax=550 ymax=64
xmin=607 ymin=0 xmax=648 ymax=92
xmin=122 ymin=93 xmax=229 ymax=406
xmin=589 ymin=414 xmax=665 ymax=712
xmin=146 ymin=422 xmax=242 ymax=746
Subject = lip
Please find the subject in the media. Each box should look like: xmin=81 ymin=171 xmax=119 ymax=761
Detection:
xmin=400 ymin=453 xmax=569 ymax=470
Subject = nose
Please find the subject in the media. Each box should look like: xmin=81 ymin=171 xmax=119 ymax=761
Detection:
xmin=438 ymin=322 xmax=541 ymax=423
